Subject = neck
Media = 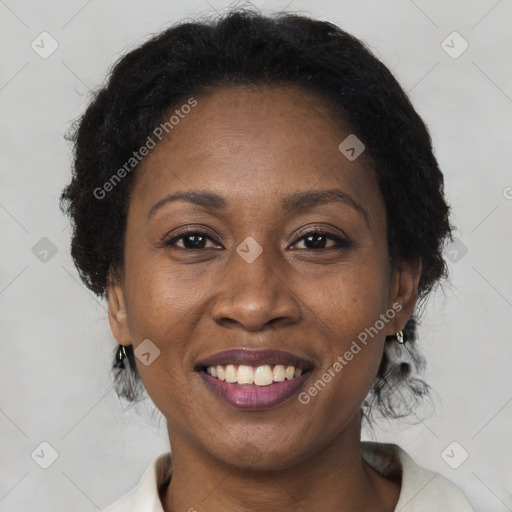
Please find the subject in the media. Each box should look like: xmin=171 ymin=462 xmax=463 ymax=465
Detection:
xmin=162 ymin=413 xmax=399 ymax=512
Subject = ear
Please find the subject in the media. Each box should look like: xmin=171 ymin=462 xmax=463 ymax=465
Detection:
xmin=106 ymin=270 xmax=132 ymax=347
xmin=385 ymin=256 xmax=422 ymax=337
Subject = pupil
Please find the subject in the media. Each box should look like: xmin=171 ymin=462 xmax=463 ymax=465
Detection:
xmin=306 ymin=234 xmax=325 ymax=249
xmin=185 ymin=234 xmax=205 ymax=249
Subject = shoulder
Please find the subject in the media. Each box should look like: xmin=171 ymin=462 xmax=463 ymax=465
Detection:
xmin=102 ymin=452 xmax=172 ymax=512
xmin=361 ymin=441 xmax=476 ymax=512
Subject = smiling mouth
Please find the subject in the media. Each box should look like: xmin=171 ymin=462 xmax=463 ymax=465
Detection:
xmin=194 ymin=348 xmax=315 ymax=408
xmin=200 ymin=364 xmax=312 ymax=386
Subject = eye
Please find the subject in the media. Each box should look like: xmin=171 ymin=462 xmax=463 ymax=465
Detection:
xmin=291 ymin=229 xmax=352 ymax=251
xmin=163 ymin=230 xmax=221 ymax=250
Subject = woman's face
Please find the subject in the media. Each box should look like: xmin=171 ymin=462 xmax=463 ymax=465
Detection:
xmin=108 ymin=85 xmax=420 ymax=470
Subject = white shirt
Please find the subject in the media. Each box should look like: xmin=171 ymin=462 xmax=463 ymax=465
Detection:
xmin=103 ymin=441 xmax=475 ymax=511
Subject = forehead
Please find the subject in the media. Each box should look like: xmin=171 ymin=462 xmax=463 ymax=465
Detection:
xmin=130 ymin=85 xmax=382 ymax=223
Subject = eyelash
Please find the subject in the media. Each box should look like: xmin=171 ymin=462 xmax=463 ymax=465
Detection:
xmin=162 ymin=228 xmax=352 ymax=251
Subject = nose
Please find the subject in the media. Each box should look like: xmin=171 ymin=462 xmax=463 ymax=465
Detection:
xmin=209 ymin=244 xmax=301 ymax=332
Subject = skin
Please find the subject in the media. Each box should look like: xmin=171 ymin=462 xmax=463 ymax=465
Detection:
xmin=107 ymin=85 xmax=421 ymax=512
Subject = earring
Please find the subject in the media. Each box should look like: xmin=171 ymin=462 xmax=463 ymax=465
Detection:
xmin=114 ymin=344 xmax=127 ymax=368
xmin=396 ymin=330 xmax=404 ymax=344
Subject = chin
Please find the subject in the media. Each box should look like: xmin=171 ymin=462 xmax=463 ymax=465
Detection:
xmin=205 ymin=432 xmax=309 ymax=472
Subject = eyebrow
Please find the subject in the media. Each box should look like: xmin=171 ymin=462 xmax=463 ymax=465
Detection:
xmin=147 ymin=188 xmax=369 ymax=225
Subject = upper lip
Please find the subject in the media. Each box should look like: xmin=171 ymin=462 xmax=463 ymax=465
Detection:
xmin=195 ymin=349 xmax=315 ymax=370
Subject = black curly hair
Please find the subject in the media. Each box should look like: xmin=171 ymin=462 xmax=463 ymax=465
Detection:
xmin=60 ymin=8 xmax=453 ymax=423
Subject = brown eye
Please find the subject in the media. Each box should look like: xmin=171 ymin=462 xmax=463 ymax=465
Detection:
xmin=292 ymin=230 xmax=352 ymax=251
xmin=164 ymin=230 xmax=221 ymax=250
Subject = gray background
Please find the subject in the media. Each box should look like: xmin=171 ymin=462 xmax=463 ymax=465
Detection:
xmin=1 ymin=0 xmax=511 ymax=510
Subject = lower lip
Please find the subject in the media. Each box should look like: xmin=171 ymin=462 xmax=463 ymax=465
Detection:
xmin=198 ymin=371 xmax=311 ymax=410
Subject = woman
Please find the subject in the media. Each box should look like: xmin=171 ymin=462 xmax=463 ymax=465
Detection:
xmin=60 ymin=8 xmax=475 ymax=511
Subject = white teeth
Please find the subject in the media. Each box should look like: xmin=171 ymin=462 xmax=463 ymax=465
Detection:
xmin=225 ymin=364 xmax=237 ymax=383
xmin=254 ymin=365 xmax=274 ymax=386
xmin=273 ymin=365 xmax=286 ymax=382
xmin=205 ymin=364 xmax=306 ymax=386
xmin=237 ymin=365 xmax=254 ymax=384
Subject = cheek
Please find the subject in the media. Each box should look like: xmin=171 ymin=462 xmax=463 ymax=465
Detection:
xmin=121 ymin=264 xmax=192 ymax=392
xmin=303 ymin=256 xmax=391 ymax=335
xmin=124 ymin=255 xmax=200 ymax=335
xmin=303 ymin=258 xmax=390 ymax=392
